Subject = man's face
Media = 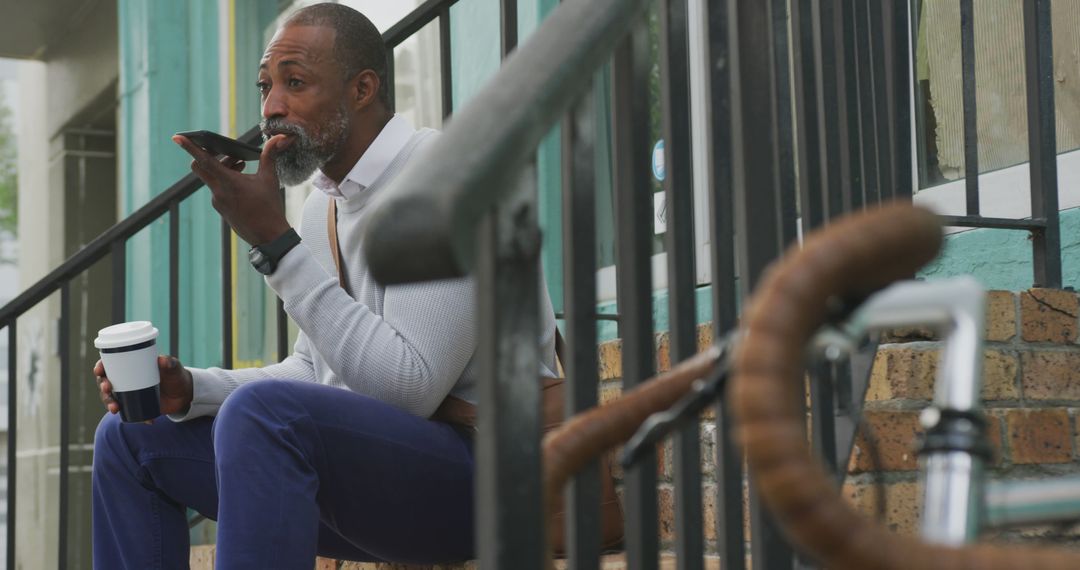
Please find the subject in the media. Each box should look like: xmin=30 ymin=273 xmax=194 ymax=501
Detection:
xmin=258 ymin=25 xmax=352 ymax=186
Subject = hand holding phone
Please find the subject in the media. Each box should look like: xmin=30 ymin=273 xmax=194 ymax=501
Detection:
xmin=175 ymin=130 xmax=263 ymax=161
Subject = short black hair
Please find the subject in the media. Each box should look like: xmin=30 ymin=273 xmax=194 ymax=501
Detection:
xmin=284 ymin=3 xmax=390 ymax=108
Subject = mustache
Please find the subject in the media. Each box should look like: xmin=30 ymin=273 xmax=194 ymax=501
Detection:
xmin=259 ymin=119 xmax=306 ymax=140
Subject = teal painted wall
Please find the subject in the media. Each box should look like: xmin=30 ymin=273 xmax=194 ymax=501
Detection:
xmin=233 ymin=0 xmax=281 ymax=366
xmin=587 ymin=206 xmax=1080 ymax=344
xmin=919 ymin=206 xmax=1080 ymax=291
xmin=119 ymin=0 xmax=223 ymax=367
xmin=450 ymin=0 xmax=565 ymax=311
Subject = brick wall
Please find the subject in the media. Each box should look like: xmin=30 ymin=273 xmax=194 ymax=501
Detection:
xmin=191 ymin=288 xmax=1080 ymax=568
xmin=846 ymin=288 xmax=1080 ymax=542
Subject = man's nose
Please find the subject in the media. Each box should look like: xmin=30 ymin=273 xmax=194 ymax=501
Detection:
xmin=262 ymin=89 xmax=288 ymax=120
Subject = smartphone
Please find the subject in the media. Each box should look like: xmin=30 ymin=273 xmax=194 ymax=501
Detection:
xmin=176 ymin=130 xmax=263 ymax=161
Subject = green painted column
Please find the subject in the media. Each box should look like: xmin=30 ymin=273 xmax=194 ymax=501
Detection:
xmin=118 ymin=0 xmax=223 ymax=367
xmin=232 ymin=0 xmax=281 ymax=367
xmin=451 ymin=0 xmax=564 ymax=311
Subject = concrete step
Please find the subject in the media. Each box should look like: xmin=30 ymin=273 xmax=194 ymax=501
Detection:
xmin=189 ymin=546 xmax=722 ymax=569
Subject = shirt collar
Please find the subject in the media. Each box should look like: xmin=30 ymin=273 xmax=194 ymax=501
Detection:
xmin=312 ymin=114 xmax=416 ymax=200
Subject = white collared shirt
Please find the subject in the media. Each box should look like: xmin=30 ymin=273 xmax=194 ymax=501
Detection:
xmin=311 ymin=114 xmax=417 ymax=202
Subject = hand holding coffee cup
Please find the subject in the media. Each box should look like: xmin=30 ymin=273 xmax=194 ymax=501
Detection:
xmin=93 ymin=322 xmax=194 ymax=422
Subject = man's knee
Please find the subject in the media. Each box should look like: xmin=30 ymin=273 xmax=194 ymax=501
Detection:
xmin=93 ymin=412 xmax=126 ymax=461
xmin=218 ymin=381 xmax=293 ymax=422
xmin=214 ymin=381 xmax=297 ymax=458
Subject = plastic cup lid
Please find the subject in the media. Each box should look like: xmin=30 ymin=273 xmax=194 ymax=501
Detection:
xmin=94 ymin=321 xmax=159 ymax=350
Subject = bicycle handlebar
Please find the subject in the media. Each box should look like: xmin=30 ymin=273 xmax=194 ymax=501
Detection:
xmin=729 ymin=202 xmax=1080 ymax=569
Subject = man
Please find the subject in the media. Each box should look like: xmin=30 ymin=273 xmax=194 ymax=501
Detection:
xmin=91 ymin=4 xmax=557 ymax=568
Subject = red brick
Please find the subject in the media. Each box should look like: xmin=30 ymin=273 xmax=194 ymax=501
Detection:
xmin=656 ymin=333 xmax=671 ymax=373
xmin=986 ymin=291 xmax=1017 ymax=342
xmin=553 ymin=553 xmax=720 ymax=570
xmin=866 ymin=347 xmax=937 ymax=401
xmin=598 ymin=340 xmax=622 ymax=381
xmin=1005 ymin=409 xmax=1073 ymax=464
xmin=879 ymin=326 xmax=937 ymax=343
xmin=1075 ymin=413 xmax=1080 ymax=461
xmin=190 ymin=546 xmax=215 ymax=570
xmin=659 ymin=486 xmax=676 ymax=541
xmin=982 ymin=350 xmax=1019 ymax=401
xmin=1021 ymin=350 xmax=1080 ymax=400
xmin=696 ymin=323 xmax=714 ymax=353
xmin=842 ymin=480 xmax=921 ymax=535
xmin=984 ymin=412 xmax=1004 ymax=466
xmin=848 ymin=411 xmax=922 ymax=473
xmin=599 ymin=383 xmax=623 ymax=406
xmin=1020 ymin=289 xmax=1079 ymax=343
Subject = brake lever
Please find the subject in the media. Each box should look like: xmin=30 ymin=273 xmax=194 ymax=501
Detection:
xmin=621 ymin=339 xmax=732 ymax=468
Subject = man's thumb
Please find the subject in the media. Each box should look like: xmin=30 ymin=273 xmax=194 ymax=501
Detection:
xmin=259 ymin=134 xmax=287 ymax=180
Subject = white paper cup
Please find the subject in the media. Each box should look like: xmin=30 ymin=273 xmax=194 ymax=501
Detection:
xmin=94 ymin=321 xmax=161 ymax=422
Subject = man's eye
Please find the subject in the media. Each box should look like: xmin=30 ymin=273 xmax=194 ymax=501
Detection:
xmin=288 ymin=78 xmax=304 ymax=88
xmin=256 ymin=81 xmax=270 ymax=94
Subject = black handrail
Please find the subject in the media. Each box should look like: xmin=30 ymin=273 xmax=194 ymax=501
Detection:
xmin=363 ymin=0 xmax=652 ymax=285
xmin=0 ymin=1 xmax=462 ymax=567
xmin=0 ymin=125 xmax=259 ymax=329
xmin=0 ymin=0 xmax=464 ymax=329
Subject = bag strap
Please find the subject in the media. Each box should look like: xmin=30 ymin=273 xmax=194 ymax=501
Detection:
xmin=329 ymin=197 xmax=567 ymax=429
xmin=327 ymin=198 xmax=345 ymax=289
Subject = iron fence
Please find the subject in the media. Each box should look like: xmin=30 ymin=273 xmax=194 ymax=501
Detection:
xmin=0 ymin=1 xmax=459 ymax=567
xmin=0 ymin=0 xmax=1068 ymax=568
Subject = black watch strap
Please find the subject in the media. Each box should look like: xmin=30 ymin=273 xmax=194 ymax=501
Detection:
xmin=249 ymin=228 xmax=302 ymax=275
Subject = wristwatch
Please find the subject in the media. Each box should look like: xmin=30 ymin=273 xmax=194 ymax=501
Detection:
xmin=248 ymin=228 xmax=302 ymax=275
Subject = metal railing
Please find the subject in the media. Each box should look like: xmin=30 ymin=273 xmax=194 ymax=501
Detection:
xmin=912 ymin=0 xmax=1061 ymax=287
xmin=0 ymin=1 xmax=459 ymax=567
xmin=365 ymin=1 xmax=1064 ymax=570
xmin=0 ymin=0 xmax=1067 ymax=568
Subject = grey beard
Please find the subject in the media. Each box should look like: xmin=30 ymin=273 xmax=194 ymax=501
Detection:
xmin=262 ymin=111 xmax=350 ymax=187
xmin=275 ymin=146 xmax=327 ymax=186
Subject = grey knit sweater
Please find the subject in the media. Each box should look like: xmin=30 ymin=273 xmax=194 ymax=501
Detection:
xmin=172 ymin=128 xmax=558 ymax=421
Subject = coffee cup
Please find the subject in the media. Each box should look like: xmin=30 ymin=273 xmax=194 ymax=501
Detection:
xmin=94 ymin=321 xmax=161 ymax=422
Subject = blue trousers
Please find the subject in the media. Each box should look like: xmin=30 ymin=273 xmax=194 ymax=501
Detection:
xmin=92 ymin=380 xmax=475 ymax=569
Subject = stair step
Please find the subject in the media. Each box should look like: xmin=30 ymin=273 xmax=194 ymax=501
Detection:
xmin=189 ymin=546 xmax=722 ymax=569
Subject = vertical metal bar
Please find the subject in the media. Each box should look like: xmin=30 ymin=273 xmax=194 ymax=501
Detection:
xmin=909 ymin=0 xmax=930 ymax=190
xmin=771 ymin=0 xmax=798 ymax=246
xmin=474 ymin=166 xmax=543 ymax=570
xmin=841 ymin=0 xmax=865 ymax=211
xmin=868 ymin=0 xmax=893 ymax=202
xmin=792 ymin=0 xmax=824 ymax=232
xmin=561 ymin=88 xmax=601 ymax=569
xmin=58 ymin=283 xmax=70 ymax=570
xmin=276 ymin=299 xmax=288 ymax=363
xmin=276 ymin=188 xmax=288 ymax=362
xmin=854 ymin=0 xmax=880 ymax=206
xmin=661 ymin=0 xmax=703 ymax=568
xmin=220 ymin=220 xmax=233 ymax=369
xmin=501 ymin=0 xmax=518 ymax=56
xmin=731 ymin=0 xmax=795 ymax=567
xmin=704 ymin=1 xmax=745 ymax=566
xmin=169 ymin=202 xmax=180 ymax=356
xmin=892 ymin=0 xmax=914 ymax=199
xmin=960 ymin=0 xmax=979 ymax=214
xmin=811 ymin=363 xmax=839 ymax=474
xmin=387 ymin=50 xmax=396 ymax=114
xmin=817 ymin=0 xmax=848 ymax=221
xmin=6 ymin=322 xmax=15 ymax=570
xmin=111 ymin=242 xmax=126 ymax=324
xmin=1024 ymin=0 xmax=1060 ymax=289
xmin=440 ymin=8 xmax=454 ymax=120
xmin=612 ymin=24 xmax=658 ymax=570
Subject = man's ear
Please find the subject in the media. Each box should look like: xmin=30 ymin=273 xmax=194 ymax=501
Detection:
xmin=352 ymin=69 xmax=381 ymax=111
